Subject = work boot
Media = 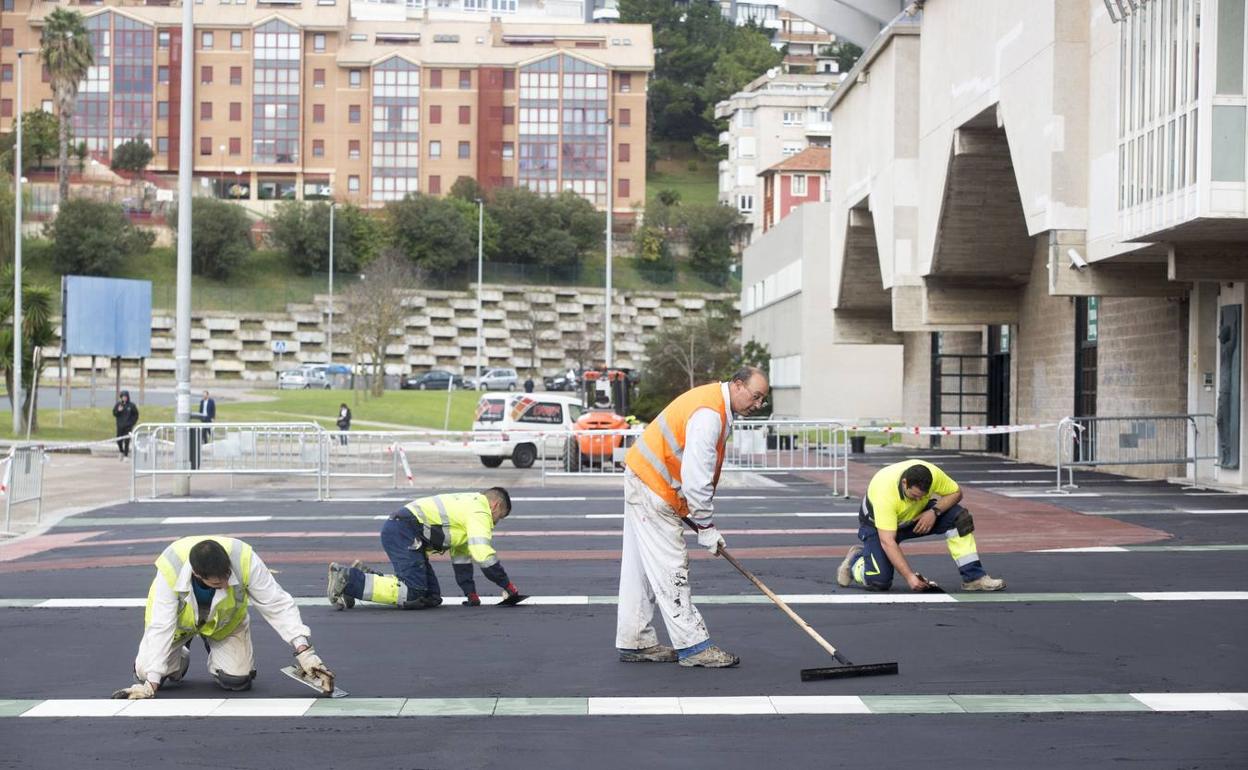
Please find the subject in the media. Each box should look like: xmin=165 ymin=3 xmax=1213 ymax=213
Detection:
xmin=326 ymin=563 xmax=354 ymax=610
xmin=837 ymin=544 xmax=863 ymax=588
xmin=400 ymin=594 xmax=443 ymax=610
xmin=678 ymin=645 xmax=740 ymax=668
xmin=351 ymin=559 xmax=383 ymax=575
xmin=961 ymin=574 xmax=1006 ymax=592
xmin=619 ymin=644 xmax=678 ymax=663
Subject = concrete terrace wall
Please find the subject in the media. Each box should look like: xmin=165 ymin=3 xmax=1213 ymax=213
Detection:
xmin=52 ymin=285 xmax=739 ymax=383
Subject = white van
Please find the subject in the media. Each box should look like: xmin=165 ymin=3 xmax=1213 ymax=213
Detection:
xmin=471 ymin=392 xmax=583 ymax=468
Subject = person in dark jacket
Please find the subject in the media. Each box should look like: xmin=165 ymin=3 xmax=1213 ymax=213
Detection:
xmin=113 ymin=390 xmax=140 ymax=460
xmin=336 ymin=403 xmax=352 ymax=445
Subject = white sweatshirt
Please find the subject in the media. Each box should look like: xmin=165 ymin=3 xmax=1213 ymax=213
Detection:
xmin=681 ymin=382 xmax=734 ymax=527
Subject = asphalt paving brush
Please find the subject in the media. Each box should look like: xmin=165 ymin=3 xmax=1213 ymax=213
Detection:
xmin=713 ymin=543 xmax=899 ymax=681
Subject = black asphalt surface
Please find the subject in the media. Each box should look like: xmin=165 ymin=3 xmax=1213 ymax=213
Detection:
xmin=1 ymin=448 xmax=1246 ymax=769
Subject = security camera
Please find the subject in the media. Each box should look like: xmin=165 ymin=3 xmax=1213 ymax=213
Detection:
xmin=1067 ymin=248 xmax=1088 ymax=271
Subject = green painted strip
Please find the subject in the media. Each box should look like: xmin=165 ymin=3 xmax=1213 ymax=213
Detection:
xmin=0 ymin=600 xmax=45 ymax=608
xmin=306 ymin=698 xmax=406 ymax=717
xmin=0 ymin=700 xmax=37 ymax=717
xmin=859 ymin=695 xmax=964 ymax=714
xmin=950 ymin=694 xmax=1148 ymax=713
xmin=398 ymin=698 xmax=496 ymax=717
xmin=494 ymin=697 xmax=588 ymax=716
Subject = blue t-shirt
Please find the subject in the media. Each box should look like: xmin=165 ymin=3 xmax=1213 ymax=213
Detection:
xmin=191 ymin=577 xmax=215 ymax=607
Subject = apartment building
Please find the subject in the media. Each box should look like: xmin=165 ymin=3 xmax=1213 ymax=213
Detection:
xmin=714 ymin=70 xmax=836 ymax=242
xmin=758 ymin=145 xmax=827 ymax=232
xmin=0 ymin=1 xmax=652 ymax=213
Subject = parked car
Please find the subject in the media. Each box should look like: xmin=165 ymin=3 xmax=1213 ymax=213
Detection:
xmin=278 ymin=365 xmax=332 ymax=390
xmin=543 ymin=371 xmax=579 ymax=392
xmin=402 ymin=370 xmax=465 ymax=390
xmin=468 ymin=368 xmax=520 ymax=391
xmin=470 ymin=392 xmax=584 ymax=469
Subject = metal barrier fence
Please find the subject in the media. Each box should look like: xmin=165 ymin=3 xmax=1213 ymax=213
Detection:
xmin=3 ymin=446 xmax=47 ymax=532
xmin=321 ymin=430 xmax=478 ymax=499
xmin=1053 ymin=414 xmax=1217 ymax=490
xmin=131 ymin=422 xmax=326 ymax=501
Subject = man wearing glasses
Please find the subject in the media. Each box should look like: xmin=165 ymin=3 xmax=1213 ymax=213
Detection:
xmin=615 ymin=366 xmax=770 ymax=669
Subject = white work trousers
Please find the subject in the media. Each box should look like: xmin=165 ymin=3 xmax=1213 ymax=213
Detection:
xmin=615 ymin=470 xmax=710 ymax=651
xmin=136 ymin=617 xmax=256 ymax=683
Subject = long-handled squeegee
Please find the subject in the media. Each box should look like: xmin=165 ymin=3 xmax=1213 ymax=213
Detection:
xmin=715 ymin=546 xmax=899 ymax=681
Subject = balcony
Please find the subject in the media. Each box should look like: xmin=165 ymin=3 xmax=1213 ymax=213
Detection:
xmin=805 ymin=121 xmax=832 ymax=138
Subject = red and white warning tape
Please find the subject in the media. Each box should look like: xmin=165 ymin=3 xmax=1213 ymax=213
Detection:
xmin=843 ymin=422 xmax=1060 ymax=437
xmin=389 ymin=443 xmax=414 ymax=485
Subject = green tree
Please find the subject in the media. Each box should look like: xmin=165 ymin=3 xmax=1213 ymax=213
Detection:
xmin=681 ymin=203 xmax=744 ymax=285
xmin=0 ymin=110 xmax=62 ymax=174
xmin=448 ymin=176 xmax=486 ymax=202
xmin=110 ymin=136 xmax=154 ymax=173
xmin=272 ymin=200 xmax=384 ymax=276
xmin=168 ymin=198 xmax=253 ymax=279
xmin=0 ymin=177 xmax=13 ymax=267
xmin=0 ymin=265 xmax=57 ymax=433
xmin=385 ymin=194 xmax=476 ymax=273
xmin=632 ymin=308 xmax=739 ymax=421
xmin=40 ymin=8 xmax=95 ymax=204
xmin=45 ymin=198 xmax=153 ymax=276
xmin=485 ymin=187 xmax=546 ymax=265
xmin=633 ymin=224 xmax=676 ymax=282
xmin=549 ymin=190 xmax=605 ymax=255
xmin=822 ymin=41 xmax=864 ymax=74
xmin=335 ymin=204 xmax=381 ymax=271
xmin=701 ymin=25 xmax=784 ymax=124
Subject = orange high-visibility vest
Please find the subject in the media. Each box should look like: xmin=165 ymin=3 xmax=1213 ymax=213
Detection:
xmin=625 ymin=382 xmax=729 ymax=515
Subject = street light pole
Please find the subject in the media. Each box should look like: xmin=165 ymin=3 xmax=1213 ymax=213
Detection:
xmin=475 ymin=197 xmax=484 ymax=387
xmin=327 ymin=202 xmax=335 ymax=363
xmin=13 ymin=50 xmax=30 ymax=435
xmin=604 ymin=117 xmax=614 ymax=369
xmin=173 ymin=0 xmax=194 ymax=494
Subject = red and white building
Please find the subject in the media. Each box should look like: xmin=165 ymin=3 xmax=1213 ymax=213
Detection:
xmin=759 ymin=146 xmax=829 ymax=232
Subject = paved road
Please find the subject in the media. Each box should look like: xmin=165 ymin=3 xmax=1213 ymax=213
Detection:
xmin=0 ymin=449 xmax=1245 ymax=769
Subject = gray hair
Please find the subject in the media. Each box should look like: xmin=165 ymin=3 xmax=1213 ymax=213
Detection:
xmin=731 ymin=365 xmax=768 ymax=385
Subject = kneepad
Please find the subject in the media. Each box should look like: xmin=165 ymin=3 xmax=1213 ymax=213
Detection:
xmin=400 ymin=594 xmax=443 ymax=610
xmin=953 ymin=509 xmax=975 ymax=537
xmin=213 ymin=669 xmax=256 ymax=691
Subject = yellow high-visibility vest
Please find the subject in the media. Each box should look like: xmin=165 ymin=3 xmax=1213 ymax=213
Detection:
xmin=143 ymin=535 xmax=254 ymax=643
xmin=404 ymin=493 xmax=500 ymax=567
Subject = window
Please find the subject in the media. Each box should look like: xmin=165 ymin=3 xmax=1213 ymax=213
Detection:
xmin=200 ymin=101 xmax=213 ymax=120
xmin=618 ymin=72 xmax=631 ymax=92
xmin=231 ymin=31 xmax=243 ymax=50
xmin=737 ymin=194 xmax=754 ymax=213
xmin=200 ymin=137 xmax=213 ymax=155
xmin=157 ymin=137 xmax=169 ymax=153
xmin=618 ymin=178 xmax=630 ymax=198
xmin=501 ymin=142 xmax=513 ymax=159
xmin=429 ymin=69 xmax=442 ymax=88
xmin=618 ymin=143 xmax=630 ymax=162
xmin=312 ymin=139 xmax=324 ymax=157
xmin=229 ymin=102 xmax=241 ymax=121
xmin=737 ymin=137 xmax=756 ymax=158
xmin=619 ymin=108 xmax=630 ymax=126
xmin=791 ymin=174 xmax=807 ymax=196
xmin=201 ymin=65 xmax=213 ymax=84
xmin=501 ymin=106 xmax=514 ymax=125
xmin=42 ymin=65 xmax=50 ymax=83
xmin=349 ymin=105 xmax=361 ymax=123
xmin=0 ymin=29 xmax=12 ymax=48
xmin=41 ymin=99 xmax=53 ymax=113
xmin=782 ymin=110 xmax=802 ymax=126
xmin=0 ymin=100 xmax=10 ymax=118
xmin=458 ymin=105 xmax=470 ymax=124
xmin=368 ymin=58 xmax=421 ymax=200
xmin=503 ymin=69 xmax=515 ymax=89
xmin=348 ymin=175 xmax=360 ymax=192
xmin=157 ymin=101 xmax=170 ymax=119
xmin=428 ymin=175 xmax=441 ymax=194
xmin=230 ymin=66 xmax=242 ymax=85
xmin=348 ymin=139 xmax=360 ymax=159
xmin=430 ymin=105 xmax=441 ymax=124
xmin=158 ymin=66 xmax=170 ymax=84
xmin=313 ymin=34 xmax=326 ymax=53
xmin=201 ymin=31 xmax=213 ymax=49
xmin=349 ymin=69 xmax=361 ymax=88
xmin=737 ymin=109 xmax=755 ymax=129
xmin=313 ymin=68 xmax=325 ymax=87
xmin=459 ymin=69 xmax=471 ymax=89
xmin=458 ymin=141 xmax=470 ymax=159
xmin=313 ymin=104 xmax=325 ymax=123
xmin=1 ymin=64 xmax=12 ymax=83
xmin=516 ymin=402 xmax=563 ymax=425
xmin=0 ymin=0 xmax=10 ymax=10
xmin=781 ymin=142 xmax=803 ymax=157
xmin=429 ymin=140 xmax=441 ymax=158
xmin=154 ymin=29 xmax=170 ymax=49
xmin=252 ymin=19 xmax=302 ymax=165
xmin=229 ymin=137 xmax=241 ymax=155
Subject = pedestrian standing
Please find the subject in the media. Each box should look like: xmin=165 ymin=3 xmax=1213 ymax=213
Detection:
xmin=113 ymin=390 xmax=139 ymax=460
xmin=336 ymin=403 xmax=351 ymax=445
xmin=195 ymin=390 xmax=217 ymax=444
xmin=524 ymin=377 xmax=535 ymax=393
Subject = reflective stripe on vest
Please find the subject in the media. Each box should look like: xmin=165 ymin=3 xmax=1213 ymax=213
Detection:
xmin=144 ymin=536 xmax=254 ymax=643
xmin=624 ymin=383 xmax=728 ymax=515
xmin=404 ymin=493 xmax=498 ymax=565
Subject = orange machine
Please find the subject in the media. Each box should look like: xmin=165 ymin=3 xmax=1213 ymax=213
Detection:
xmin=565 ymin=368 xmax=637 ymax=471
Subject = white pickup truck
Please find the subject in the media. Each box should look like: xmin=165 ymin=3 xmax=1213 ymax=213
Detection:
xmin=470 ymin=392 xmax=584 ymax=468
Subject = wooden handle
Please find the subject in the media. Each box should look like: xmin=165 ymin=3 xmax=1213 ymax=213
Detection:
xmin=717 ymin=548 xmax=840 ymax=658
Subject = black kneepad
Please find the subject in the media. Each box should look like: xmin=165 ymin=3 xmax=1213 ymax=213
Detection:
xmin=954 ymin=509 xmax=974 ymax=537
xmin=213 ymin=669 xmax=256 ymax=691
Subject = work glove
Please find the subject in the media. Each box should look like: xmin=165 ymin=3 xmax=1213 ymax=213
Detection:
xmin=295 ymin=647 xmax=336 ymax=695
xmin=697 ymin=525 xmax=725 ymax=555
xmin=498 ymin=583 xmax=528 ymax=606
xmin=111 ymin=681 xmax=156 ymax=700
xmin=462 ymin=592 xmax=481 ymax=607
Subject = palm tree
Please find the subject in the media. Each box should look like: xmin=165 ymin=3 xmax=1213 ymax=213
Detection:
xmin=39 ymin=8 xmax=94 ymax=206
xmin=0 ymin=265 xmax=56 ymax=434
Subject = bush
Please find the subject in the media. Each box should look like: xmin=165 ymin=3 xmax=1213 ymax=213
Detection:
xmin=110 ymin=137 xmax=154 ymax=173
xmin=168 ymin=198 xmax=253 ymax=279
xmin=385 ymin=194 xmax=476 ymax=273
xmin=271 ymin=201 xmax=378 ymax=276
xmin=487 ymin=187 xmax=601 ymax=269
xmin=45 ymin=198 xmax=154 ymax=276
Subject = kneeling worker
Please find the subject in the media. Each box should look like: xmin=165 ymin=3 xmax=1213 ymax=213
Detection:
xmin=113 ymin=535 xmax=335 ymax=699
xmin=327 ymin=487 xmax=522 ymax=609
xmin=838 ymin=460 xmax=1006 ymax=592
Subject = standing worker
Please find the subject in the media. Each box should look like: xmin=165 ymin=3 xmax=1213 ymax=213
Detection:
xmin=111 ymin=535 xmax=335 ymax=699
xmin=326 ymin=487 xmax=523 ymax=610
xmin=615 ymin=366 xmax=770 ymax=668
xmin=112 ymin=390 xmax=139 ymax=460
xmin=837 ymin=460 xmax=1006 ymax=592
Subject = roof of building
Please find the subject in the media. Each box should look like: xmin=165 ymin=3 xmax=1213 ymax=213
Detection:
xmin=760 ymin=147 xmax=831 ymax=175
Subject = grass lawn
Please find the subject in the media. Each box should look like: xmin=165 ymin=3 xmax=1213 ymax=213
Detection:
xmin=646 ymin=140 xmax=721 ymax=208
xmin=0 ymin=389 xmax=485 ymax=442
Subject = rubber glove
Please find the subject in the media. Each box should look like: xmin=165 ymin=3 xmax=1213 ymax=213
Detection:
xmin=697 ymin=525 xmax=725 ymax=555
xmin=111 ymin=681 xmax=156 ymax=700
xmin=295 ymin=647 xmax=335 ymax=695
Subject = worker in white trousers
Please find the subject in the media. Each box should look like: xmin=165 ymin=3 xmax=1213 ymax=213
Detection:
xmin=615 ymin=366 xmax=770 ymax=668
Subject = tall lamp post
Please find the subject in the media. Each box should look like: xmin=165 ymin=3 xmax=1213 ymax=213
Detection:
xmin=474 ymin=197 xmax=484 ymax=387
xmin=173 ymin=0 xmax=194 ymax=494
xmin=604 ymin=117 xmax=614 ymax=369
xmin=12 ymin=49 xmax=32 ymax=435
xmin=327 ymin=202 xmax=335 ymax=363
